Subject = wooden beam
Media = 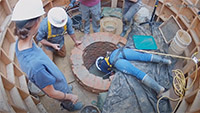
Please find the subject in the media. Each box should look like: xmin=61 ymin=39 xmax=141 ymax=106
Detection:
xmin=111 ymin=0 xmax=118 ymax=8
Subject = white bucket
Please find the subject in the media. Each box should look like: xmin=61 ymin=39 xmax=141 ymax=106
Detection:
xmin=102 ymin=18 xmax=117 ymax=34
xmin=169 ymin=30 xmax=192 ymax=55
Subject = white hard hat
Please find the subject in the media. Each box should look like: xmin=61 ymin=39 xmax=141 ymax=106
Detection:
xmin=95 ymin=56 xmax=104 ymax=71
xmin=48 ymin=7 xmax=68 ymax=28
xmin=12 ymin=0 xmax=45 ymax=21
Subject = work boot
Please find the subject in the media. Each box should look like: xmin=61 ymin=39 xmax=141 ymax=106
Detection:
xmin=61 ymin=101 xmax=84 ymax=112
xmin=151 ymin=55 xmax=171 ymax=65
xmin=142 ymin=75 xmax=165 ymax=95
xmin=120 ymin=20 xmax=130 ymax=37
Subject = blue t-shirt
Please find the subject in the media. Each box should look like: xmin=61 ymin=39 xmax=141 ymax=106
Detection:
xmin=36 ymin=17 xmax=74 ymax=51
xmin=15 ymin=40 xmax=71 ymax=93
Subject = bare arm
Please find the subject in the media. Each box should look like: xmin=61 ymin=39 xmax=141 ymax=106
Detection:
xmin=40 ymin=39 xmax=60 ymax=50
xmin=43 ymin=85 xmax=78 ymax=104
xmin=69 ymin=34 xmax=81 ymax=46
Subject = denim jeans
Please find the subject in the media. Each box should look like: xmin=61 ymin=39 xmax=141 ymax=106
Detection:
xmin=109 ymin=48 xmax=152 ymax=80
xmin=122 ymin=1 xmax=141 ymax=31
xmin=80 ymin=2 xmax=101 ymax=34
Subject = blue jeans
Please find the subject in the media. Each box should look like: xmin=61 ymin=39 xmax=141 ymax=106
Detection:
xmin=109 ymin=48 xmax=152 ymax=80
xmin=80 ymin=2 xmax=101 ymax=34
xmin=122 ymin=1 xmax=141 ymax=31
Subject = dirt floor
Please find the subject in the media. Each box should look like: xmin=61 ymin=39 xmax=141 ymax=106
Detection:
xmin=39 ymin=20 xmax=123 ymax=113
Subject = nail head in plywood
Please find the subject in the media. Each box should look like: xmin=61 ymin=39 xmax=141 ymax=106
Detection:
xmin=159 ymin=15 xmax=182 ymax=44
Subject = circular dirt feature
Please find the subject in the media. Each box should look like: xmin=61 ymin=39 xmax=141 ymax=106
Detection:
xmin=70 ymin=32 xmax=127 ymax=93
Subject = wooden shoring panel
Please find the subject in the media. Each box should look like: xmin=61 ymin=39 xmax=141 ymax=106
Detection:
xmin=0 ymin=76 xmax=11 ymax=112
xmin=1 ymin=0 xmax=12 ymax=14
xmin=155 ymin=1 xmax=163 ymax=15
xmin=6 ymin=0 xmax=18 ymax=10
xmin=44 ymin=2 xmax=53 ymax=14
xmin=159 ymin=5 xmax=176 ymax=21
xmin=2 ymin=28 xmax=16 ymax=60
xmin=177 ymin=16 xmax=188 ymax=31
xmin=24 ymin=96 xmax=40 ymax=113
xmin=191 ymin=18 xmax=200 ymax=45
xmin=187 ymin=90 xmax=200 ymax=112
xmin=0 ymin=49 xmax=11 ymax=78
xmin=52 ymin=0 xmax=67 ymax=7
xmin=164 ymin=0 xmax=182 ymax=13
xmin=0 ymin=15 xmax=12 ymax=47
xmin=196 ymin=0 xmax=200 ymax=10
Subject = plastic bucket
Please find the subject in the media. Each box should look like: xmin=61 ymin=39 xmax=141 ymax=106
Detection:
xmin=102 ymin=18 xmax=117 ymax=34
xmin=169 ymin=30 xmax=192 ymax=55
xmin=79 ymin=105 xmax=100 ymax=113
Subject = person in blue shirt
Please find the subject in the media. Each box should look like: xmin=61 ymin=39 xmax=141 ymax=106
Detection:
xmin=120 ymin=0 xmax=142 ymax=37
xmin=96 ymin=48 xmax=171 ymax=95
xmin=36 ymin=7 xmax=81 ymax=60
xmin=12 ymin=0 xmax=83 ymax=111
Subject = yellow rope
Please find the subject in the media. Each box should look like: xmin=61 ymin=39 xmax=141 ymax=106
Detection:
xmin=132 ymin=49 xmax=199 ymax=113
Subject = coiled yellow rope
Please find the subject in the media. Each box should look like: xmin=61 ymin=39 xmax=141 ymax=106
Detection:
xmin=133 ymin=49 xmax=199 ymax=113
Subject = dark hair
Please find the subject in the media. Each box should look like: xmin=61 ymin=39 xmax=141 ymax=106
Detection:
xmin=14 ymin=17 xmax=39 ymax=40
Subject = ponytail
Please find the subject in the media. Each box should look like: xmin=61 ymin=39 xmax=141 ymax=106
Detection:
xmin=14 ymin=17 xmax=39 ymax=40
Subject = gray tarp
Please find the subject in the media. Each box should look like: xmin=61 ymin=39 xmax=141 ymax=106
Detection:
xmin=102 ymin=23 xmax=176 ymax=113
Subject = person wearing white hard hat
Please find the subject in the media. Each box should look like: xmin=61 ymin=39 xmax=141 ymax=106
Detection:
xmin=95 ymin=48 xmax=172 ymax=95
xmin=12 ymin=0 xmax=83 ymax=111
xmin=36 ymin=7 xmax=81 ymax=60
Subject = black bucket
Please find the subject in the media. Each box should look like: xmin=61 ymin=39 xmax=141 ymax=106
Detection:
xmin=80 ymin=105 xmax=100 ymax=113
xmin=71 ymin=14 xmax=83 ymax=32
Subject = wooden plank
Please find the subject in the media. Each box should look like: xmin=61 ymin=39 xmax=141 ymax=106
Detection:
xmin=24 ymin=96 xmax=40 ymax=113
xmin=176 ymin=99 xmax=188 ymax=113
xmin=0 ymin=49 xmax=11 ymax=77
xmin=9 ymin=42 xmax=15 ymax=61
xmin=188 ymin=90 xmax=200 ymax=112
xmin=18 ymin=75 xmax=29 ymax=94
xmin=2 ymin=0 xmax=12 ymax=14
xmin=31 ymin=96 xmax=40 ymax=105
xmin=6 ymin=63 xmax=15 ymax=84
xmin=0 ymin=76 xmax=11 ymax=112
xmin=17 ymin=87 xmax=29 ymax=100
xmin=11 ymin=105 xmax=27 ymax=113
xmin=185 ymin=89 xmax=198 ymax=104
xmin=10 ymin=87 xmax=27 ymax=110
xmin=0 ymin=15 xmax=12 ymax=47
xmin=111 ymin=0 xmax=118 ymax=8
xmin=37 ymin=103 xmax=48 ymax=113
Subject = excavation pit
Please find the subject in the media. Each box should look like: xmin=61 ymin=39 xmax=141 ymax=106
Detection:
xmin=70 ymin=32 xmax=126 ymax=93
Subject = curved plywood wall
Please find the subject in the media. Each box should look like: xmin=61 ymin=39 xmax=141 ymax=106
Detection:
xmin=143 ymin=0 xmax=200 ymax=112
xmin=0 ymin=0 xmax=199 ymax=112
